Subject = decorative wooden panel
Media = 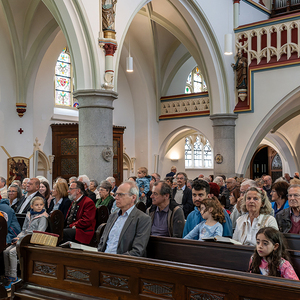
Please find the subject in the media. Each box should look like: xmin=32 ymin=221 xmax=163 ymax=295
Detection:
xmin=33 ymin=261 xmax=57 ymax=278
xmin=141 ymin=279 xmax=173 ymax=298
xmin=100 ymin=272 xmax=129 ymax=290
xmin=65 ymin=266 xmax=91 ymax=284
xmin=188 ymin=288 xmax=225 ymax=300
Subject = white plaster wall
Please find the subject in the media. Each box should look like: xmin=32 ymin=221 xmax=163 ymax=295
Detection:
xmin=114 ymin=65 xmax=136 ymax=175
xmin=158 ymin=116 xmax=214 ymax=179
xmin=239 ymin=1 xmax=269 ymax=26
xmin=166 ymin=57 xmax=196 ymax=96
xmin=235 ymin=65 xmax=300 ymax=175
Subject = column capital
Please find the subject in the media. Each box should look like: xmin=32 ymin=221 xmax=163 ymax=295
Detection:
xmin=210 ymin=113 xmax=238 ymax=127
xmin=73 ymin=89 xmax=118 ymax=110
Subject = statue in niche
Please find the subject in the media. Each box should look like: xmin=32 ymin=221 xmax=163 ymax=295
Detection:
xmin=231 ymin=51 xmax=248 ymax=90
xmin=102 ymin=0 xmax=117 ymax=31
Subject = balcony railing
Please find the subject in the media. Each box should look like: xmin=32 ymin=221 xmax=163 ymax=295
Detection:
xmin=272 ymin=0 xmax=300 ymax=16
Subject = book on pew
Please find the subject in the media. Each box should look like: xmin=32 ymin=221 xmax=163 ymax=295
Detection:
xmin=60 ymin=241 xmax=98 ymax=252
xmin=202 ymin=236 xmax=242 ymax=245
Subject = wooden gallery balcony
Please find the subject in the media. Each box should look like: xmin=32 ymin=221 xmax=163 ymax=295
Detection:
xmin=272 ymin=0 xmax=300 ymax=17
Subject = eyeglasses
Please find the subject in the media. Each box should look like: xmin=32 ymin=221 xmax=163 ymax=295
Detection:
xmin=287 ymin=194 xmax=300 ymax=198
xmin=116 ymin=192 xmax=132 ymax=197
xmin=69 ymin=187 xmax=79 ymax=191
xmin=8 ymin=190 xmax=17 ymax=193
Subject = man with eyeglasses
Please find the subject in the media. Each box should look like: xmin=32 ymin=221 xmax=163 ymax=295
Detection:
xmin=263 ymin=175 xmax=272 ymax=201
xmin=63 ymin=181 xmax=96 ymax=244
xmin=276 ymin=184 xmax=300 ymax=234
xmin=98 ymin=181 xmax=151 ymax=256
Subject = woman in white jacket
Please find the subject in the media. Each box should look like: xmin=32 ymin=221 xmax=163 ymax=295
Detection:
xmin=233 ymin=187 xmax=278 ymax=246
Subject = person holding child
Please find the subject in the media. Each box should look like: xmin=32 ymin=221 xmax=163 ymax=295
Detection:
xmin=136 ymin=167 xmax=151 ymax=204
xmin=249 ymin=227 xmax=298 ymax=280
xmin=183 ymin=198 xmax=224 ymax=240
xmin=3 ymin=196 xmax=48 ymax=290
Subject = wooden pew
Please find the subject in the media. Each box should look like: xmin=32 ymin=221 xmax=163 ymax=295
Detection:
xmin=284 ymin=232 xmax=300 ymax=250
xmin=10 ymin=234 xmax=300 ymax=300
xmin=147 ymin=236 xmax=300 ymax=276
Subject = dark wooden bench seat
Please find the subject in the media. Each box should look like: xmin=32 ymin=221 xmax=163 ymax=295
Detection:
xmin=9 ymin=234 xmax=300 ymax=300
xmin=147 ymin=235 xmax=300 ymax=276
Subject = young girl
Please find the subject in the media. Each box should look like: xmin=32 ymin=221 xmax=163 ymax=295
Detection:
xmin=3 ymin=196 xmax=48 ymax=290
xmin=184 ymin=199 xmax=225 ymax=240
xmin=249 ymin=227 xmax=299 ymax=280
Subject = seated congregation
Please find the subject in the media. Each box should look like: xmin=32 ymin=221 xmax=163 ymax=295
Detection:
xmin=1 ymin=169 xmax=300 ymax=297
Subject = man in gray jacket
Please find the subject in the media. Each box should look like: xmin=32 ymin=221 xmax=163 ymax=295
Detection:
xmin=147 ymin=181 xmax=185 ymax=238
xmin=98 ymin=181 xmax=151 ymax=257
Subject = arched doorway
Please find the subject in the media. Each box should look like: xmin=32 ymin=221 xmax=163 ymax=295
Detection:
xmin=250 ymin=145 xmax=282 ymax=181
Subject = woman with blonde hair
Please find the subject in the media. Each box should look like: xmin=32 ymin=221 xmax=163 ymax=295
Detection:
xmin=47 ymin=180 xmax=71 ymax=218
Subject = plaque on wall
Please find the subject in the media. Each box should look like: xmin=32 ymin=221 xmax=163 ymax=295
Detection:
xmin=7 ymin=156 xmax=29 ymax=186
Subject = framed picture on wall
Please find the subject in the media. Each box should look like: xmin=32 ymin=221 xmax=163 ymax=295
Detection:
xmin=7 ymin=157 xmax=29 ymax=186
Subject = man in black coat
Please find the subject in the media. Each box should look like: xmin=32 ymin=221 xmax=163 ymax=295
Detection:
xmin=16 ymin=178 xmax=45 ymax=214
xmin=172 ymin=172 xmax=194 ymax=218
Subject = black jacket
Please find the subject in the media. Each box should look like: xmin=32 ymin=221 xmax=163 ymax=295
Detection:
xmin=16 ymin=191 xmax=45 ymax=214
xmin=47 ymin=196 xmax=72 ymax=219
xmin=172 ymin=186 xmax=194 ymax=218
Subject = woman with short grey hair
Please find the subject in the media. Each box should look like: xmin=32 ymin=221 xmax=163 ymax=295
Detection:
xmin=96 ymin=180 xmax=115 ymax=213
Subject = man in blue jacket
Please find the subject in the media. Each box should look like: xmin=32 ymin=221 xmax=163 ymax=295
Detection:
xmin=182 ymin=180 xmax=232 ymax=238
xmin=0 ymin=198 xmax=21 ymax=244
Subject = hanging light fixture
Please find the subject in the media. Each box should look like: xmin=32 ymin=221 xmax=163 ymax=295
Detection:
xmin=126 ymin=34 xmax=133 ymax=72
xmin=224 ymin=33 xmax=233 ymax=55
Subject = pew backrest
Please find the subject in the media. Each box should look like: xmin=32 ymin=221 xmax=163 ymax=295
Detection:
xmin=14 ymin=234 xmax=300 ymax=300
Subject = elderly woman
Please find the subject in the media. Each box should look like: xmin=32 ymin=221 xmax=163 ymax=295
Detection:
xmin=271 ymin=181 xmax=289 ymax=215
xmin=47 ymin=180 xmax=71 ymax=218
xmin=96 ymin=180 xmax=114 ymax=213
xmin=233 ymin=187 xmax=278 ymax=246
xmin=7 ymin=184 xmax=22 ymax=211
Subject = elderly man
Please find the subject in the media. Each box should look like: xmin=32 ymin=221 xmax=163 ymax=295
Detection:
xmin=63 ymin=181 xmax=96 ymax=244
xmin=147 ymin=181 xmax=185 ymax=237
xmin=213 ymin=176 xmax=224 ymax=195
xmin=183 ymin=180 xmax=232 ymax=238
xmin=151 ymin=173 xmax=161 ymax=182
xmin=276 ymin=184 xmax=300 ymax=233
xmin=172 ymin=172 xmax=193 ymax=218
xmin=16 ymin=178 xmax=44 ymax=214
xmin=166 ymin=166 xmax=177 ymax=178
xmin=0 ymin=177 xmax=7 ymax=199
xmin=98 ymin=181 xmax=151 ymax=256
xmin=106 ymin=176 xmax=117 ymax=195
xmin=78 ymin=174 xmax=96 ymax=203
xmin=69 ymin=176 xmax=77 ymax=185
xmin=222 ymin=178 xmax=237 ymax=209
xmin=263 ymin=175 xmax=272 ymax=201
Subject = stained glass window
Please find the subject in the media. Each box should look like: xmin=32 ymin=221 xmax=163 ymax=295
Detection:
xmin=185 ymin=66 xmax=207 ymax=94
xmin=55 ymin=48 xmax=73 ymax=107
xmin=185 ymin=135 xmax=212 ymax=168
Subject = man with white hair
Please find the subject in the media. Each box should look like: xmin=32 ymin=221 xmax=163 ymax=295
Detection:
xmin=78 ymin=175 xmax=96 ymax=203
xmin=106 ymin=176 xmax=117 ymax=195
xmin=230 ymin=179 xmax=258 ymax=230
xmin=263 ymin=175 xmax=272 ymax=201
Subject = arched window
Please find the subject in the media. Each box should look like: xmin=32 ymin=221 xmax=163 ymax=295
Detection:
xmin=55 ymin=48 xmax=74 ymax=107
xmin=185 ymin=66 xmax=207 ymax=94
xmin=185 ymin=135 xmax=212 ymax=168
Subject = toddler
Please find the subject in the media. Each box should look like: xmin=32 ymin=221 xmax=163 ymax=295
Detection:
xmin=136 ymin=167 xmax=151 ymax=203
xmin=3 ymin=196 xmax=48 ymax=290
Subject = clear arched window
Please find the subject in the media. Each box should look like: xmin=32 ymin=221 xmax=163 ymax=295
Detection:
xmin=185 ymin=66 xmax=207 ymax=94
xmin=55 ymin=48 xmax=73 ymax=107
xmin=185 ymin=135 xmax=212 ymax=168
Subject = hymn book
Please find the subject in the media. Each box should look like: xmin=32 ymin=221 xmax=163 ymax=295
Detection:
xmin=202 ymin=236 xmax=242 ymax=245
xmin=60 ymin=241 xmax=98 ymax=252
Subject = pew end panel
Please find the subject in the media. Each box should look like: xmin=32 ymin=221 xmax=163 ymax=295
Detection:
xmin=13 ymin=235 xmax=300 ymax=300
